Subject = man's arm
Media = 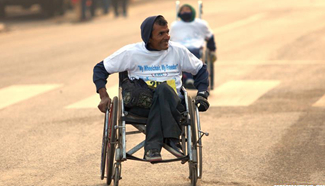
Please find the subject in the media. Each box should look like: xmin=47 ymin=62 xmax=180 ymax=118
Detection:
xmin=201 ymin=18 xmax=217 ymax=62
xmin=193 ymin=64 xmax=209 ymax=92
xmin=93 ymin=61 xmax=111 ymax=113
xmin=93 ymin=61 xmax=109 ymax=92
xmin=206 ymin=35 xmax=216 ymax=51
xmin=206 ymin=35 xmax=217 ymax=62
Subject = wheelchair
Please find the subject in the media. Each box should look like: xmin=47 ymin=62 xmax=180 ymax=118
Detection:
xmin=100 ymin=72 xmax=209 ymax=186
xmin=204 ymin=49 xmax=215 ymax=90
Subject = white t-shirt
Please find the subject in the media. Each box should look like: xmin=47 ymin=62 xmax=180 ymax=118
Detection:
xmin=103 ymin=41 xmax=203 ymax=95
xmin=170 ymin=18 xmax=213 ymax=49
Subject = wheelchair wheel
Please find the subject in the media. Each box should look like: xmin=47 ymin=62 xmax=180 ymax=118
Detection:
xmin=113 ymin=163 xmax=121 ymax=186
xmin=205 ymin=50 xmax=214 ymax=90
xmin=209 ymin=61 xmax=214 ymax=90
xmin=100 ymin=97 xmax=118 ymax=185
xmin=188 ymin=96 xmax=198 ymax=186
xmin=198 ymin=133 xmax=203 ymax=179
xmin=190 ymin=165 xmax=198 ymax=186
xmin=101 ymin=110 xmax=109 ymax=180
xmin=195 ymin=116 xmax=203 ymax=178
xmin=107 ymin=97 xmax=118 ymax=185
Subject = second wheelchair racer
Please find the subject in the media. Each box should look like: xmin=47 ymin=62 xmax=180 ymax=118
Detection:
xmin=170 ymin=3 xmax=217 ymax=89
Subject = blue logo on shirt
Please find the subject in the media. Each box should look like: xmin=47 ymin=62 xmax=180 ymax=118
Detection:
xmin=138 ymin=64 xmax=178 ymax=72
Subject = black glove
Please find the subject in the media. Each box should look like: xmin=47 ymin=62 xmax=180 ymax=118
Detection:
xmin=195 ymin=91 xmax=210 ymax=112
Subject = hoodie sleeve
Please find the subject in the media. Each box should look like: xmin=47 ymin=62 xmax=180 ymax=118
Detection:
xmin=193 ymin=64 xmax=209 ymax=92
xmin=206 ymin=35 xmax=216 ymax=51
xmin=93 ymin=61 xmax=110 ymax=93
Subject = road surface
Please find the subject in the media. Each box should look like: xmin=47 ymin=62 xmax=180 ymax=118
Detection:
xmin=1 ymin=0 xmax=325 ymax=185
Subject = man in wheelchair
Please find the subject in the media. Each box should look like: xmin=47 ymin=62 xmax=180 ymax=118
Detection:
xmin=93 ymin=15 xmax=210 ymax=162
xmin=170 ymin=3 xmax=217 ymax=89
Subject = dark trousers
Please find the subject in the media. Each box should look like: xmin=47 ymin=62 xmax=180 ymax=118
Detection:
xmin=144 ymin=83 xmax=184 ymax=152
xmin=90 ymin=0 xmax=98 ymax=17
xmin=81 ymin=0 xmax=87 ymax=20
xmin=92 ymin=0 xmax=110 ymax=15
xmin=112 ymin=0 xmax=128 ymax=17
xmin=102 ymin=0 xmax=110 ymax=14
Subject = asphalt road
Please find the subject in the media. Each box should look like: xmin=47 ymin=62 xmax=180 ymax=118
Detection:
xmin=1 ymin=0 xmax=325 ymax=185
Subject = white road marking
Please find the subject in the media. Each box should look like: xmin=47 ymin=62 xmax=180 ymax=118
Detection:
xmin=213 ymin=13 xmax=266 ymax=34
xmin=312 ymin=94 xmax=325 ymax=107
xmin=0 ymin=84 xmax=62 ymax=109
xmin=215 ymin=60 xmax=325 ymax=66
xmin=66 ymin=80 xmax=281 ymax=109
xmin=209 ymin=80 xmax=280 ymax=106
xmin=65 ymin=84 xmax=119 ymax=109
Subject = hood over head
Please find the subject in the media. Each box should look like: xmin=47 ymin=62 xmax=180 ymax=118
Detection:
xmin=140 ymin=15 xmax=163 ymax=45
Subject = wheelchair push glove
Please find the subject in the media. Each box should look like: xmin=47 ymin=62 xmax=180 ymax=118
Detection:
xmin=195 ymin=91 xmax=210 ymax=112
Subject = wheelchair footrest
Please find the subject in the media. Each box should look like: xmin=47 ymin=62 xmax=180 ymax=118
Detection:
xmin=126 ymin=153 xmax=188 ymax=164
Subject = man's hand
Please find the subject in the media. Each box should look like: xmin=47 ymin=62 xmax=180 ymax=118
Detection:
xmin=98 ymin=88 xmax=111 ymax=113
xmin=210 ymin=51 xmax=217 ymax=63
xmin=195 ymin=91 xmax=210 ymax=112
xmin=98 ymin=96 xmax=111 ymax=113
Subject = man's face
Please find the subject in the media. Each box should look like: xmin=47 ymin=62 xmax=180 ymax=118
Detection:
xmin=148 ymin=23 xmax=170 ymax=51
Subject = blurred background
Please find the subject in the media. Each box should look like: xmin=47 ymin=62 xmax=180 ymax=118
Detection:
xmin=1 ymin=0 xmax=325 ymax=185
xmin=0 ymin=0 xmax=139 ymax=27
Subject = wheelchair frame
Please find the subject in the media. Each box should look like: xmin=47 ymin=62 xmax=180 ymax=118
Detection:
xmin=204 ymin=49 xmax=215 ymax=90
xmin=100 ymin=75 xmax=209 ymax=186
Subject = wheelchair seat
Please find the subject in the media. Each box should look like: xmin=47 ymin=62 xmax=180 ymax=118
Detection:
xmin=122 ymin=111 xmax=147 ymax=125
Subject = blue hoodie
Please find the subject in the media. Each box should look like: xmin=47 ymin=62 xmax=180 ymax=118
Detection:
xmin=140 ymin=15 xmax=160 ymax=45
xmin=140 ymin=15 xmax=162 ymax=51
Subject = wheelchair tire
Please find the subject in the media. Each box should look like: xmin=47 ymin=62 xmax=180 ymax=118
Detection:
xmin=198 ymin=135 xmax=203 ymax=179
xmin=209 ymin=61 xmax=214 ymax=90
xmin=106 ymin=97 xmax=118 ymax=185
xmin=190 ymin=165 xmax=198 ymax=186
xmin=100 ymin=128 xmax=108 ymax=180
xmin=113 ymin=165 xmax=120 ymax=186
xmin=192 ymin=100 xmax=203 ymax=179
xmin=188 ymin=96 xmax=198 ymax=186
xmin=205 ymin=50 xmax=214 ymax=90
xmin=101 ymin=108 xmax=110 ymax=180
